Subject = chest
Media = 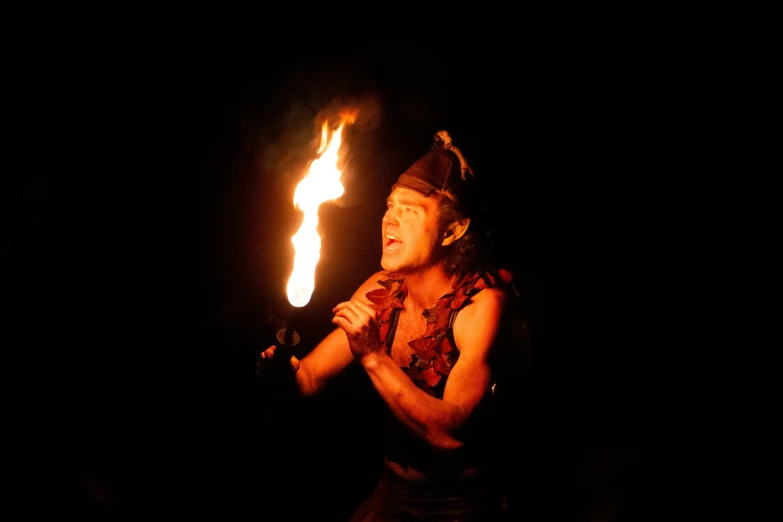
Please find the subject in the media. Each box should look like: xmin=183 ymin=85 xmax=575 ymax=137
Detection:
xmin=387 ymin=307 xmax=463 ymax=369
xmin=388 ymin=311 xmax=428 ymax=368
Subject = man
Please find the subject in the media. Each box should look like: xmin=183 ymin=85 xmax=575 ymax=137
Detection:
xmin=259 ymin=131 xmax=530 ymax=521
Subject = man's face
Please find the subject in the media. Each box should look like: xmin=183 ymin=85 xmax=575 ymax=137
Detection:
xmin=380 ymin=187 xmax=444 ymax=274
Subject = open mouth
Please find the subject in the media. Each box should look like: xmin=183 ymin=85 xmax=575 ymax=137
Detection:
xmin=384 ymin=235 xmax=401 ymax=249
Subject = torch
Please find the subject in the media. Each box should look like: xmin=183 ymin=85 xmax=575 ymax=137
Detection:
xmin=269 ymin=113 xmax=356 ymax=367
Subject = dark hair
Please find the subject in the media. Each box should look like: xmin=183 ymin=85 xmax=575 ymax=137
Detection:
xmin=438 ymin=180 xmax=490 ymax=277
xmin=393 ymin=132 xmax=502 ymax=277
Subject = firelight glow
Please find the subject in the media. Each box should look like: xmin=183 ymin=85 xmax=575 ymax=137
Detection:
xmin=286 ymin=115 xmax=355 ymax=307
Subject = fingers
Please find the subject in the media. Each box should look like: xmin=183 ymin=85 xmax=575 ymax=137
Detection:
xmin=332 ymin=300 xmax=377 ymax=325
xmin=332 ymin=307 xmax=363 ymax=332
xmin=333 ymin=306 xmax=360 ymax=325
xmin=259 ymin=345 xmax=277 ymax=360
xmin=333 ymin=299 xmax=376 ymax=316
xmin=256 ymin=346 xmax=299 ymax=375
xmin=256 ymin=346 xmax=276 ymax=375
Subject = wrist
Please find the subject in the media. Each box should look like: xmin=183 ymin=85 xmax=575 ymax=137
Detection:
xmin=359 ymin=350 xmax=386 ymax=370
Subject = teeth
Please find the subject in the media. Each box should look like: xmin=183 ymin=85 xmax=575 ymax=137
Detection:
xmin=386 ymin=235 xmax=398 ymax=240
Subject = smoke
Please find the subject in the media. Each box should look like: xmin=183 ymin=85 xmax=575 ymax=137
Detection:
xmin=313 ymin=94 xmax=383 ymax=133
xmin=252 ymin=101 xmax=319 ymax=205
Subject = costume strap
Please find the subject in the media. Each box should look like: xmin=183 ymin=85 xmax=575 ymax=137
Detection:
xmin=386 ymin=307 xmax=402 ymax=352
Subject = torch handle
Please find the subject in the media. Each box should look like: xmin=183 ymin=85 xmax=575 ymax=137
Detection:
xmin=273 ymin=340 xmax=293 ymax=364
xmin=255 ymin=325 xmax=300 ymax=379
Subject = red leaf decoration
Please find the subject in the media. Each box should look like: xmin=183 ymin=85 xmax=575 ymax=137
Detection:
xmin=421 ymin=367 xmax=442 ymax=387
xmin=367 ymin=269 xmax=503 ymax=396
xmin=378 ymin=273 xmax=403 ymax=288
xmin=450 ymin=292 xmax=469 ymax=310
xmin=408 ymin=336 xmax=438 ymax=359
xmin=424 ymin=321 xmax=440 ymax=338
xmin=498 ymin=268 xmax=513 ymax=284
xmin=434 ymin=354 xmax=451 ymax=375
xmin=366 ymin=276 xmax=406 ymax=311
xmin=439 ymin=336 xmax=453 ymax=357
xmin=422 ymin=305 xmax=451 ymax=329
xmin=366 ymin=288 xmax=391 ymax=307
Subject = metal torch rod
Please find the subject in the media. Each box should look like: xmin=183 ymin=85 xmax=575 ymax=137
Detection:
xmin=256 ymin=302 xmax=301 ymax=382
xmin=275 ymin=303 xmax=301 ymax=360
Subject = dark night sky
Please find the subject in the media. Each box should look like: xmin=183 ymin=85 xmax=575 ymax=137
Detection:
xmin=3 ymin=12 xmax=767 ymax=521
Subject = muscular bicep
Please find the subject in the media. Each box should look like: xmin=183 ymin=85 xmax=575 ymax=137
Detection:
xmin=440 ymin=288 xmax=505 ymax=420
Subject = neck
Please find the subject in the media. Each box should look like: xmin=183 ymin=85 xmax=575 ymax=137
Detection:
xmin=401 ymin=263 xmax=455 ymax=311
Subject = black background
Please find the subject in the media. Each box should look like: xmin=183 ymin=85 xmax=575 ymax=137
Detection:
xmin=3 ymin=10 xmax=767 ymax=521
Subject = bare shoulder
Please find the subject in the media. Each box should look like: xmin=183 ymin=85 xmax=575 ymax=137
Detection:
xmin=453 ymin=286 xmax=527 ymax=354
xmin=459 ymin=286 xmax=507 ymax=319
xmin=474 ymin=285 xmax=526 ymax=318
xmin=349 ymin=269 xmax=398 ymax=303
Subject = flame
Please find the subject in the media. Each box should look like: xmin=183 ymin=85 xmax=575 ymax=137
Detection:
xmin=286 ymin=115 xmax=354 ymax=307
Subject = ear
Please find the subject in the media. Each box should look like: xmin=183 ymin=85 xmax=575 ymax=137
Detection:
xmin=442 ymin=218 xmax=471 ymax=246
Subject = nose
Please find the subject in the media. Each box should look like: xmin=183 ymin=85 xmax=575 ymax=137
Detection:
xmin=382 ymin=208 xmax=399 ymax=226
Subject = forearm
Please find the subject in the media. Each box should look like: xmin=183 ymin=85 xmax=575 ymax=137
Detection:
xmin=293 ymin=328 xmax=356 ymax=397
xmin=295 ymin=360 xmax=319 ymax=397
xmin=360 ymin=352 xmax=466 ymax=450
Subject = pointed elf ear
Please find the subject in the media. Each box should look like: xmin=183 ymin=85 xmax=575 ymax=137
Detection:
xmin=442 ymin=218 xmax=471 ymax=246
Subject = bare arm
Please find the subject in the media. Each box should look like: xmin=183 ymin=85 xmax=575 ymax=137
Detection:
xmin=294 ymin=327 xmax=354 ymax=396
xmin=334 ymin=287 xmax=506 ymax=450
xmin=262 ymin=271 xmax=389 ymax=396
